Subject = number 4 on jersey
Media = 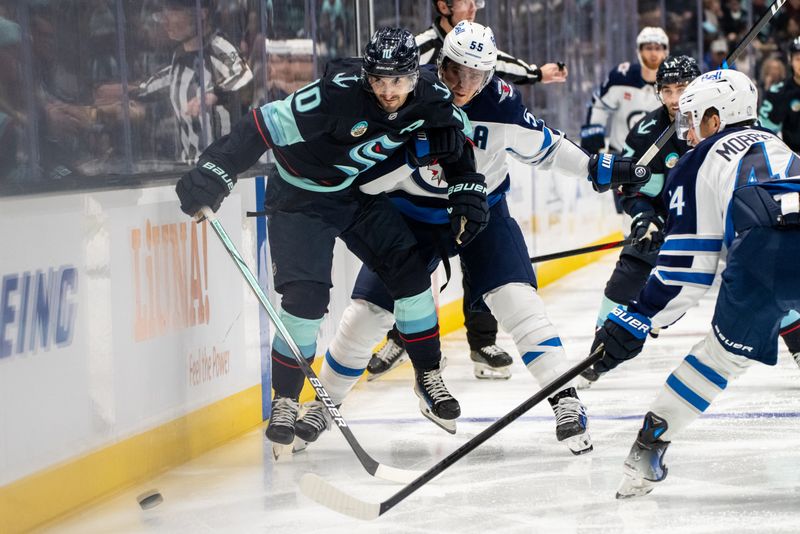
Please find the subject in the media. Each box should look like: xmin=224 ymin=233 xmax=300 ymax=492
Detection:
xmin=669 ymin=185 xmax=685 ymax=216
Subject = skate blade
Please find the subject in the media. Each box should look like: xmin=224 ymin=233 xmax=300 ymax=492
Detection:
xmin=420 ymin=406 xmax=457 ymax=434
xmin=272 ymin=443 xmax=293 ymax=462
xmin=473 ymin=362 xmax=512 ymax=380
xmin=292 ymin=438 xmax=309 ymax=454
xmin=616 ymin=465 xmax=656 ymax=499
xmin=565 ymin=432 xmax=593 ymax=455
xmin=575 ymin=376 xmax=594 ymax=390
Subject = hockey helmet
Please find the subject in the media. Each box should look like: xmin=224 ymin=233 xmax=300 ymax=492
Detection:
xmin=656 ymin=55 xmax=700 ymax=90
xmin=438 ymin=21 xmax=496 ymax=101
xmin=363 ymin=27 xmax=419 ymax=94
xmin=676 ymin=69 xmax=758 ymax=142
xmin=636 ymin=27 xmax=669 ymax=51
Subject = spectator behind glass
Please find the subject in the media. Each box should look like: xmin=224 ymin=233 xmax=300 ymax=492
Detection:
xmin=0 ymin=16 xmax=22 ymax=183
xmin=759 ymin=55 xmax=787 ymax=99
xmin=249 ymin=38 xmax=315 ymax=105
xmin=705 ymin=38 xmax=731 ymax=71
xmin=720 ymin=0 xmax=747 ymax=47
xmin=134 ymin=0 xmax=253 ymax=164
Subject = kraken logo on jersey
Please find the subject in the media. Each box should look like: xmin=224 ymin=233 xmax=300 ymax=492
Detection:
xmin=350 ymin=121 xmax=368 ymax=137
xmin=334 ymin=134 xmax=404 ymax=177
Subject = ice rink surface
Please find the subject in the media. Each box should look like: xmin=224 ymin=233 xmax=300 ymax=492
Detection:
xmin=46 ymin=254 xmax=800 ymax=533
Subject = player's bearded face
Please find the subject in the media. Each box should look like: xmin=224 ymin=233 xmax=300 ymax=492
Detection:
xmin=367 ymin=74 xmax=418 ymax=112
xmin=658 ymin=82 xmax=689 ymax=120
xmin=442 ymin=63 xmax=487 ymax=106
xmin=640 ymin=43 xmax=667 ymax=71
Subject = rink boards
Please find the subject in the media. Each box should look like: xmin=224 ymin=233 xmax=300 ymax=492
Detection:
xmin=0 ymin=159 xmax=620 ymax=532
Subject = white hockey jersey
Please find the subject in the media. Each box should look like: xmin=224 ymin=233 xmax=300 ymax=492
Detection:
xmin=631 ymin=126 xmax=800 ymax=327
xmin=358 ymin=75 xmax=591 ymax=223
xmin=586 ymin=62 xmax=660 ymax=153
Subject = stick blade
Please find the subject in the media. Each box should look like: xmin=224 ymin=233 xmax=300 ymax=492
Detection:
xmin=373 ymin=463 xmax=423 ymax=484
xmin=299 ymin=473 xmax=381 ymax=521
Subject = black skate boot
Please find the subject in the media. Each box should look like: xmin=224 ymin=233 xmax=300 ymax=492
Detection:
xmin=548 ymin=387 xmax=592 ymax=455
xmin=793 ymin=352 xmax=800 ymax=370
xmin=616 ymin=411 xmax=671 ymax=499
xmin=293 ymin=399 xmax=334 ymax=452
xmin=366 ymin=335 xmax=408 ymax=381
xmin=577 ymin=364 xmax=606 ymax=390
xmin=265 ymin=396 xmax=300 ymax=460
xmin=470 ymin=344 xmax=513 ymax=379
xmin=414 ymin=365 xmax=461 ymax=434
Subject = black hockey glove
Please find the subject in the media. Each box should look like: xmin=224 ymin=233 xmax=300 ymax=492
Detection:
xmin=587 ymin=153 xmax=651 ymax=193
xmin=175 ymin=160 xmax=235 ymax=216
xmin=630 ymin=211 xmax=665 ymax=255
xmin=447 ymin=172 xmax=489 ymax=247
xmin=579 ymin=124 xmax=606 ymax=154
xmin=595 ymin=306 xmax=652 ymax=373
xmin=406 ymin=127 xmax=465 ymax=168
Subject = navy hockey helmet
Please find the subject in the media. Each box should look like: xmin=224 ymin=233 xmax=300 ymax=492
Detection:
xmin=363 ymin=27 xmax=419 ymax=78
xmin=656 ymin=55 xmax=700 ymax=90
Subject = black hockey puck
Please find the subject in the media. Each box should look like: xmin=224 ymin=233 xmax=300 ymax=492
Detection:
xmin=136 ymin=490 xmax=163 ymax=510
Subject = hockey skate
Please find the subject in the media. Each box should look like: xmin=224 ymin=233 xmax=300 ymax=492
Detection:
xmin=548 ymin=387 xmax=592 ymax=455
xmin=793 ymin=352 xmax=800 ymax=370
xmin=414 ymin=365 xmax=461 ymax=434
xmin=616 ymin=412 xmax=670 ymax=499
xmin=366 ymin=337 xmax=408 ymax=381
xmin=293 ymin=399 xmax=333 ymax=453
xmin=470 ymin=344 xmax=513 ymax=379
xmin=576 ymin=365 xmax=605 ymax=390
xmin=265 ymin=396 xmax=300 ymax=460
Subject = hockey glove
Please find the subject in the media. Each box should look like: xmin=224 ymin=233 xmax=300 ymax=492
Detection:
xmin=630 ymin=211 xmax=665 ymax=255
xmin=406 ymin=127 xmax=465 ymax=168
xmin=175 ymin=160 xmax=235 ymax=216
xmin=595 ymin=306 xmax=651 ymax=373
xmin=579 ymin=124 xmax=606 ymax=154
xmin=587 ymin=153 xmax=651 ymax=193
xmin=447 ymin=172 xmax=489 ymax=247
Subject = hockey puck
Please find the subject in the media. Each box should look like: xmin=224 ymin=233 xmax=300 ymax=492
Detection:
xmin=136 ymin=490 xmax=163 ymax=510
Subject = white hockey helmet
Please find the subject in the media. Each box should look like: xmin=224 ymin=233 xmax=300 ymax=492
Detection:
xmin=676 ymin=69 xmax=758 ymax=142
xmin=636 ymin=26 xmax=669 ymax=51
xmin=437 ymin=20 xmax=497 ymax=98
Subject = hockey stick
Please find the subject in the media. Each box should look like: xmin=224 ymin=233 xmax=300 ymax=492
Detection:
xmin=635 ymin=0 xmax=788 ymax=167
xmin=300 ymin=344 xmax=605 ymax=520
xmin=198 ymin=207 xmax=423 ymax=484
xmin=530 ymin=238 xmax=633 ymax=264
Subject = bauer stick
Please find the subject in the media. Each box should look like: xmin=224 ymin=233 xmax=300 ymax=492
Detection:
xmin=197 ymin=206 xmax=423 ymax=484
xmin=635 ymin=0 xmax=788 ymax=167
xmin=530 ymin=238 xmax=633 ymax=264
xmin=300 ymin=344 xmax=606 ymax=520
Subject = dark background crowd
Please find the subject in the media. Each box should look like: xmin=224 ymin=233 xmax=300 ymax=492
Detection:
xmin=0 ymin=0 xmax=796 ymax=196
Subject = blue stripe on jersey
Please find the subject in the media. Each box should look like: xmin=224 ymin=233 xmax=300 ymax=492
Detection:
xmin=660 ymin=238 xmax=723 ymax=252
xmin=685 ymin=355 xmax=728 ymax=389
xmin=325 ymin=350 xmax=365 ymax=377
xmin=656 ymin=270 xmax=715 ymax=286
xmin=390 ymin=190 xmax=507 ymax=224
xmin=666 ymin=373 xmax=710 ymax=411
xmin=655 ymin=255 xmax=694 ymax=269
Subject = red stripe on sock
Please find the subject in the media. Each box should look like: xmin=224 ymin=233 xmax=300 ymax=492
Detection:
xmin=399 ymin=326 xmax=440 ymax=343
xmin=781 ymin=321 xmax=800 ymax=336
xmin=272 ymin=354 xmax=300 ymax=369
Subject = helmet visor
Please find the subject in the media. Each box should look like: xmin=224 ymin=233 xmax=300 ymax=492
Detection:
xmin=364 ymin=72 xmax=419 ymax=95
xmin=441 ymin=62 xmax=492 ymax=98
xmin=675 ymin=111 xmax=694 ymax=141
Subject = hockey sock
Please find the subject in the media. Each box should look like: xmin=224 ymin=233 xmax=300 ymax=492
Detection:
xmin=270 ymin=310 xmax=323 ymax=399
xmin=779 ymin=311 xmax=800 ymax=354
xmin=394 ymin=290 xmax=441 ymax=371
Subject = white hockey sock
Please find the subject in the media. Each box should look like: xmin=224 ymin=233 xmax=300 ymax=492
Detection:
xmin=319 ymin=299 xmax=394 ymax=404
xmin=650 ymin=332 xmax=753 ymax=441
xmin=483 ymin=283 xmax=570 ymax=387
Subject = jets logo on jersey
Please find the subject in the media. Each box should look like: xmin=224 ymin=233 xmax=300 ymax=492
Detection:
xmin=497 ymin=80 xmax=514 ymax=103
xmin=350 ymin=121 xmax=368 ymax=137
xmin=665 ymin=152 xmax=679 ymax=169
